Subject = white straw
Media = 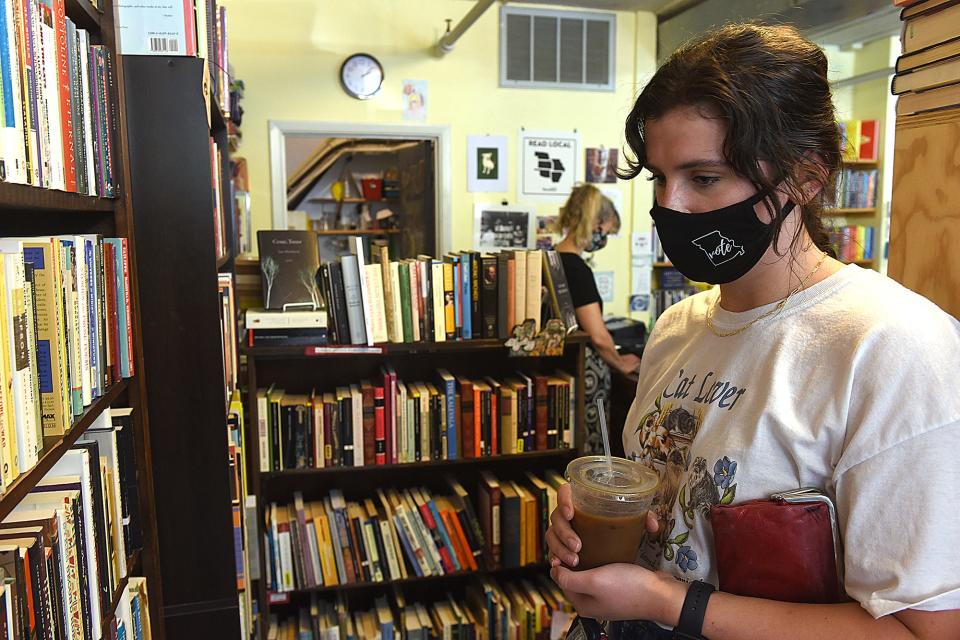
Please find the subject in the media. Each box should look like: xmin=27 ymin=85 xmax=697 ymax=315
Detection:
xmin=596 ymin=398 xmax=613 ymax=475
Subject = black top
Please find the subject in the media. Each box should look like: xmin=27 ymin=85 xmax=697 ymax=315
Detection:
xmin=558 ymin=252 xmax=602 ymax=311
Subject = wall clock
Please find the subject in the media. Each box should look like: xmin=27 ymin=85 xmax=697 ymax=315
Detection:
xmin=340 ymin=53 xmax=384 ymax=100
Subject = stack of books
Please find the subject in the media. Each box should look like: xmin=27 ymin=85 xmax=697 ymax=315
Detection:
xmin=0 ymin=0 xmax=117 ymax=196
xmin=0 ymin=405 xmax=144 ymax=640
xmin=255 ymin=232 xmax=578 ymax=346
xmin=831 ymin=168 xmax=879 ymax=210
xmin=266 ymin=469 xmax=564 ymax=592
xmin=827 ymin=225 xmax=876 ymax=262
xmin=892 ymin=0 xmax=960 ymax=116
xmin=256 ymin=368 xmax=576 ymax=472
xmin=0 ymin=236 xmax=134 ymax=492
xmin=269 ymin=578 xmax=573 ymax=640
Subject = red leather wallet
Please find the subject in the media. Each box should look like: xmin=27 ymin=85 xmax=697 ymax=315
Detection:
xmin=710 ymin=487 xmax=846 ymax=604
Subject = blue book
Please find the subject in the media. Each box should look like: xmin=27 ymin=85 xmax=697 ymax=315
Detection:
xmin=425 ymin=496 xmax=461 ymax=572
xmin=392 ymin=514 xmax=423 ymax=577
xmin=0 ymin=0 xmax=15 ymax=139
xmin=460 ymin=252 xmax=472 ymax=339
xmin=436 ymin=369 xmax=457 ymax=459
xmin=103 ymin=238 xmax=131 ymax=377
xmin=84 ymin=238 xmax=99 ymax=398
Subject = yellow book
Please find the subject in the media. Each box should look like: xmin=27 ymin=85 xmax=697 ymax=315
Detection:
xmin=388 ymin=261 xmax=404 ymax=344
xmin=841 ymin=120 xmax=861 ymax=162
xmin=500 ymin=384 xmax=517 ymax=455
xmin=431 ymin=262 xmax=445 ymax=343
xmin=442 ymin=261 xmax=455 ymax=339
xmin=0 ymin=257 xmax=13 ymax=487
xmin=374 ymin=244 xmax=400 ymax=343
xmin=310 ymin=503 xmax=336 ymax=587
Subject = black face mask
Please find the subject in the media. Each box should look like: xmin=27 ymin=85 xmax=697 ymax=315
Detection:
xmin=650 ymin=191 xmax=794 ymax=284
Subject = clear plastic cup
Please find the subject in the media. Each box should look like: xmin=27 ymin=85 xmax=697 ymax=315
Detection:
xmin=565 ymin=456 xmax=660 ymax=570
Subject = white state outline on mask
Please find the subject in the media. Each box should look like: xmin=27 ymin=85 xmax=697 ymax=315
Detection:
xmin=691 ymin=230 xmax=745 ymax=266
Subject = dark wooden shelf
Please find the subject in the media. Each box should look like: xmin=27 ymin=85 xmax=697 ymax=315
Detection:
xmin=267 ymin=562 xmax=550 ymax=598
xmin=262 ymin=448 xmax=576 ymax=481
xmin=0 ymin=182 xmax=115 ymax=214
xmin=822 ymin=208 xmax=876 ymax=216
xmin=308 ymin=198 xmax=400 ymax=204
xmin=101 ymin=574 xmax=130 ymax=638
xmin=244 ymin=332 xmax=589 ymax=359
xmin=313 ymin=228 xmax=401 ymax=236
xmin=216 ymin=251 xmax=232 ymax=269
xmin=65 ymin=0 xmax=102 ymax=32
xmin=0 ymin=379 xmax=129 ymax=521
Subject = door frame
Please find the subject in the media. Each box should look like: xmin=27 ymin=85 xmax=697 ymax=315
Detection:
xmin=269 ymin=120 xmax=453 ymax=253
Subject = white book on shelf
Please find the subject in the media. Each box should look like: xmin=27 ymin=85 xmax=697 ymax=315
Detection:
xmin=339 ymin=254 xmax=367 ymax=346
xmin=388 ymin=261 xmax=403 ymax=344
xmin=352 ymin=237 xmax=374 ymax=347
xmin=77 ymin=28 xmax=95 ymax=196
xmin=39 ymin=10 xmax=64 ymax=191
xmin=349 ymin=384 xmax=363 ymax=467
xmin=431 ymin=261 xmax=445 ymax=342
xmin=73 ymin=236 xmax=91 ymax=407
xmin=526 ymin=250 xmax=542 ymax=330
xmin=514 ymin=250 xmax=526 ymax=329
xmin=362 ymin=264 xmax=388 ymax=344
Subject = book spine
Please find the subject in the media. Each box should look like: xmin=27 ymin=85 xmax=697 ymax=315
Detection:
xmin=534 ymin=376 xmax=548 ymax=450
xmin=339 ymin=256 xmax=367 ymax=346
xmin=52 ymin=0 xmax=74 ymax=191
xmin=442 ymin=261 xmax=454 ymax=340
xmin=361 ymin=386 xmax=375 ymax=465
xmin=459 ymin=380 xmax=474 ymax=458
xmin=407 ymin=259 xmax=421 ymax=342
xmin=480 ymin=255 xmax=497 ymax=338
xmin=397 ymin=262 xmax=413 ymax=343
xmin=119 ymin=239 xmax=133 ymax=376
xmin=431 ymin=262 xmax=445 ymax=342
xmin=442 ymin=379 xmax=456 ymax=461
xmin=373 ymin=387 xmax=385 ymax=465
xmin=452 ymin=259 xmax=462 ymax=339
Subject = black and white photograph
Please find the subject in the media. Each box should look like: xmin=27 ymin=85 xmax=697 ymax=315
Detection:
xmin=473 ymin=203 xmax=535 ymax=252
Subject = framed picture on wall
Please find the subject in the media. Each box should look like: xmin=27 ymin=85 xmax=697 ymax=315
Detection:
xmin=474 ymin=203 xmax=535 ymax=252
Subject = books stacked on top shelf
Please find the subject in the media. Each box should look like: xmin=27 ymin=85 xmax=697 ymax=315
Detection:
xmin=269 ymin=577 xmax=573 ymax=640
xmin=0 ymin=405 xmax=144 ymax=640
xmin=244 ymin=307 xmax=327 ymax=348
xmin=893 ymin=1 xmax=960 ymax=116
xmin=0 ymin=236 xmax=134 ymax=492
xmin=828 ymin=225 xmax=875 ymax=263
xmin=255 ymin=368 xmax=576 ymax=472
xmin=0 ymin=0 xmax=117 ymax=195
xmin=831 ymin=168 xmax=878 ymax=210
xmin=838 ymin=119 xmax=879 ymax=163
xmin=256 ymin=231 xmax=579 ymax=347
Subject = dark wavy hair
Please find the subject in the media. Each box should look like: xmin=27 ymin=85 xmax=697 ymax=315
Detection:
xmin=618 ymin=23 xmax=841 ymax=256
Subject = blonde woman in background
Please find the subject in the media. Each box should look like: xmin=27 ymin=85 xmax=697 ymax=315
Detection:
xmin=555 ymin=184 xmax=641 ymax=454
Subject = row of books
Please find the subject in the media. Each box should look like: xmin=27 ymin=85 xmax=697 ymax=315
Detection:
xmin=838 ymin=119 xmax=879 ymax=163
xmin=255 ymin=369 xmax=576 ymax=472
xmin=830 ymin=168 xmax=878 ymax=210
xmin=651 ymin=286 xmax=699 ymax=323
xmin=268 ymin=579 xmax=573 ymax=640
xmin=102 ymin=577 xmax=152 ymax=640
xmin=893 ymin=1 xmax=960 ymax=116
xmin=828 ymin=225 xmax=876 ymax=263
xmin=267 ymin=469 xmax=562 ymax=592
xmin=227 ymin=390 xmax=255 ymax=639
xmin=0 ymin=0 xmax=116 ymax=195
xmin=0 ymin=236 xmax=134 ymax=492
xmin=254 ymin=232 xmax=578 ymax=346
xmin=0 ymin=405 xmax=143 ymax=640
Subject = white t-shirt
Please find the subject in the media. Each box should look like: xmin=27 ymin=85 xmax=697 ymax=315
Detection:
xmin=623 ymin=264 xmax=960 ymax=618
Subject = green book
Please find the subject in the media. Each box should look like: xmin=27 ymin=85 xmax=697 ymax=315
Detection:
xmin=398 ymin=262 xmax=414 ymax=343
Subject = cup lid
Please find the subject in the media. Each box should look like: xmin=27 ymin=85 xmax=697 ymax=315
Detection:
xmin=565 ymin=456 xmax=659 ymax=502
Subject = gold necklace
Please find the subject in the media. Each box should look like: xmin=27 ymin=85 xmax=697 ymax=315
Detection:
xmin=705 ymin=253 xmax=828 ymax=338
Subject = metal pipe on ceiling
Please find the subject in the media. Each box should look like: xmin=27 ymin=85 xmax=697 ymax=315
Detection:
xmin=436 ymin=0 xmax=501 ymax=56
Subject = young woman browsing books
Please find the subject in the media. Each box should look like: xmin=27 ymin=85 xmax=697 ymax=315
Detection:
xmin=546 ymin=23 xmax=960 ymax=640
xmin=555 ymin=184 xmax=641 ymax=455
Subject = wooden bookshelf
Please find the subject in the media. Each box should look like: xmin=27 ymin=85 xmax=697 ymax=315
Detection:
xmin=245 ymin=333 xmax=588 ymax=636
xmin=822 ymin=207 xmax=876 ymax=217
xmin=0 ymin=1 xmax=165 ymax=636
xmin=0 ymin=182 xmax=116 ymax=214
xmin=268 ymin=562 xmax=551 ymax=599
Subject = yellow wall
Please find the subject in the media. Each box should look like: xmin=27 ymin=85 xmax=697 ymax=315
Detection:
xmin=220 ymin=0 xmax=658 ymax=318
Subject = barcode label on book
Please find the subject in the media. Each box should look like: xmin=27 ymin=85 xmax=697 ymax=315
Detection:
xmin=149 ymin=37 xmax=179 ymax=53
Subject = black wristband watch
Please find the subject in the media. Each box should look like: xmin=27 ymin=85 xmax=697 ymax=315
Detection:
xmin=673 ymin=580 xmax=715 ymax=639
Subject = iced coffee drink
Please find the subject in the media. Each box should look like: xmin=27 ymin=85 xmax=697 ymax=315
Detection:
xmin=566 ymin=456 xmax=659 ymax=571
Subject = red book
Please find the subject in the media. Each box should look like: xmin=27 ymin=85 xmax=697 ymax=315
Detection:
xmin=119 ymin=239 xmax=134 ymax=375
xmin=478 ymin=471 xmax=502 ymax=570
xmin=485 ymin=377 xmax=500 ymax=456
xmin=457 ymin=377 xmax=475 ymax=458
xmin=381 ymin=365 xmax=396 ymax=464
xmin=374 ymin=387 xmax=386 ymax=465
xmin=858 ymin=119 xmax=879 ymax=162
xmin=533 ymin=376 xmax=549 ymax=451
xmin=360 ymin=381 xmax=376 ymax=465
xmin=103 ymin=242 xmax=120 ymax=383
xmin=181 ymin=0 xmax=197 ymax=56
xmin=52 ymin=0 xmax=76 ymax=192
